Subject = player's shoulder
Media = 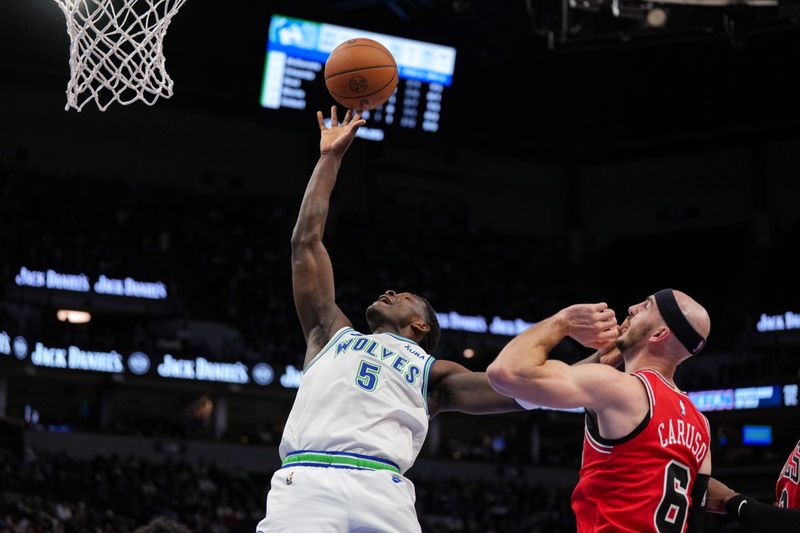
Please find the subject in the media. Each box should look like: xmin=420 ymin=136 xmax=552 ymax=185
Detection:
xmin=574 ymin=365 xmax=651 ymax=416
xmin=329 ymin=325 xmax=360 ymax=340
xmin=427 ymin=358 xmax=460 ymax=377
xmin=305 ymin=319 xmax=355 ymax=355
xmin=576 ymin=362 xmax=642 ymax=388
xmin=629 ymin=369 xmax=681 ymax=399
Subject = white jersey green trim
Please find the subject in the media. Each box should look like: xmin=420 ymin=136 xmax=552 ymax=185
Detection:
xmin=385 ymin=332 xmax=419 ymax=346
xmin=280 ymin=328 xmax=435 ymax=474
xmin=421 ymin=356 xmax=436 ymax=415
xmin=303 ymin=326 xmax=353 ymax=373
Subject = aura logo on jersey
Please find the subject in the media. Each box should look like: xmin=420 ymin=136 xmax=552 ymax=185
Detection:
xmin=403 ymin=344 xmax=424 ymax=359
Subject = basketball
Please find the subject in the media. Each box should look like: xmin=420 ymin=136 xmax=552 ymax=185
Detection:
xmin=324 ymin=38 xmax=398 ymax=111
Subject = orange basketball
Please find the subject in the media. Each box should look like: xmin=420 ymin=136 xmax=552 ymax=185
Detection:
xmin=324 ymin=38 xmax=398 ymax=111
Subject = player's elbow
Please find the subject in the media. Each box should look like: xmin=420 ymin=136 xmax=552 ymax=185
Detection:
xmin=488 ymin=357 xmax=558 ymax=398
xmin=486 ymin=360 xmax=534 ymax=397
xmin=290 ymin=229 xmax=321 ymax=249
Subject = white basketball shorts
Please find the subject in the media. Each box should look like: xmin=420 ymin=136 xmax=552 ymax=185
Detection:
xmin=256 ymin=465 xmax=421 ymax=533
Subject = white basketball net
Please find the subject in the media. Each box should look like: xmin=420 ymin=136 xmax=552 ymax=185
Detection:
xmin=52 ymin=0 xmax=188 ymax=111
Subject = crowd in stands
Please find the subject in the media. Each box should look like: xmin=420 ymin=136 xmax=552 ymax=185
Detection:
xmin=2 ymin=149 xmax=793 ymax=532
xmin=416 ymin=477 xmax=577 ymax=532
xmin=4 ymin=150 xmax=798 ymax=380
xmin=0 ymin=450 xmax=755 ymax=533
xmin=0 ymin=152 xmax=572 ymax=369
xmin=0 ymin=451 xmax=264 ymax=533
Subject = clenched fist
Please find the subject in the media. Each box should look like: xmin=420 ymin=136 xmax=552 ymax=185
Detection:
xmin=559 ymin=303 xmax=619 ymax=349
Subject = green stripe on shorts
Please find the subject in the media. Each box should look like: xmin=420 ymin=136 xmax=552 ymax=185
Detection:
xmin=282 ymin=453 xmax=400 ymax=474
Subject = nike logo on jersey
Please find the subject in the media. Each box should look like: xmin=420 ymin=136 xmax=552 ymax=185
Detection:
xmin=658 ymin=418 xmax=707 ymax=463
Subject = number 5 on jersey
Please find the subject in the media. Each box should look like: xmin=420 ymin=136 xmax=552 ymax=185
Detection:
xmin=356 ymin=360 xmax=381 ymax=392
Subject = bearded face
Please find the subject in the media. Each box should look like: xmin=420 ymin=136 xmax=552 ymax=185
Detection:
xmin=615 ymin=296 xmax=663 ymax=355
xmin=365 ymin=291 xmax=423 ymax=332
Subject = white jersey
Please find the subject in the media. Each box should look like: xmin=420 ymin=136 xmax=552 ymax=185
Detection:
xmin=279 ymin=327 xmax=436 ymax=474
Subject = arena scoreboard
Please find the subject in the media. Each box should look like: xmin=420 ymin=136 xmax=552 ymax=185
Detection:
xmin=688 ymin=384 xmax=798 ymax=412
xmin=260 ymin=14 xmax=456 ymax=142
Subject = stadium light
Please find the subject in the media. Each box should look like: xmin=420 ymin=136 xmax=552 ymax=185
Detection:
xmin=646 ymin=7 xmax=668 ymax=27
xmin=56 ymin=310 xmax=91 ymax=324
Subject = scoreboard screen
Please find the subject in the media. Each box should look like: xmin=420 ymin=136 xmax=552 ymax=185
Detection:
xmin=742 ymin=425 xmax=773 ymax=446
xmin=260 ymin=14 xmax=457 ymax=142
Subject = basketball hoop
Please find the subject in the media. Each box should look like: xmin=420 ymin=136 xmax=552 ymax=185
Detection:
xmin=52 ymin=0 xmax=188 ymax=111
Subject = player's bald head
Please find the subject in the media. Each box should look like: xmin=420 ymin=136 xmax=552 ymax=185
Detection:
xmin=656 ymin=289 xmax=710 ymax=359
xmin=671 ymin=290 xmax=711 ymax=340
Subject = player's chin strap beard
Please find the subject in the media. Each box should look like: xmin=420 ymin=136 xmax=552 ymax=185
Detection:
xmin=366 ymin=308 xmax=404 ymax=335
xmin=653 ymin=289 xmax=706 ymax=356
xmin=365 ymin=306 xmax=386 ymax=331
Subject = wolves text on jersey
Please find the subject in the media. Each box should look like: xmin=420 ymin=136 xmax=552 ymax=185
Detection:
xmin=336 ymin=336 xmax=422 ymax=386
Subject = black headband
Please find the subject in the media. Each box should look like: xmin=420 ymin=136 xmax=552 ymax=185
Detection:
xmin=653 ymin=289 xmax=706 ymax=355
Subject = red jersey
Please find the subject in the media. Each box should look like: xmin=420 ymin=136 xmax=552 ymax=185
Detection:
xmin=572 ymin=370 xmax=711 ymax=533
xmin=777 ymin=439 xmax=800 ymax=509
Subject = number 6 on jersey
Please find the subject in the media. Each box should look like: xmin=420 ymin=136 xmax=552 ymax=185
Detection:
xmin=655 ymin=460 xmax=691 ymax=533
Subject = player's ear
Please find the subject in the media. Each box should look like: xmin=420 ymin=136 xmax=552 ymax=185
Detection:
xmin=410 ymin=320 xmax=430 ymax=338
xmin=650 ymin=325 xmax=669 ymax=344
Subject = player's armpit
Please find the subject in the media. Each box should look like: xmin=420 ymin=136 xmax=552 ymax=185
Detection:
xmin=426 ymin=360 xmax=521 ymax=417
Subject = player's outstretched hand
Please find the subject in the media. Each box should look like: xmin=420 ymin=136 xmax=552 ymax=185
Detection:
xmin=706 ymin=477 xmax=738 ymax=514
xmin=318 ymin=106 xmax=367 ymax=157
xmin=560 ymin=303 xmax=618 ymax=349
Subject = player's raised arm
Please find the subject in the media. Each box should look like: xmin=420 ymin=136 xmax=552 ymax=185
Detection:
xmin=486 ymin=303 xmax=642 ymax=412
xmin=291 ymin=107 xmax=366 ymax=363
xmin=426 ymin=342 xmax=623 ymax=416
